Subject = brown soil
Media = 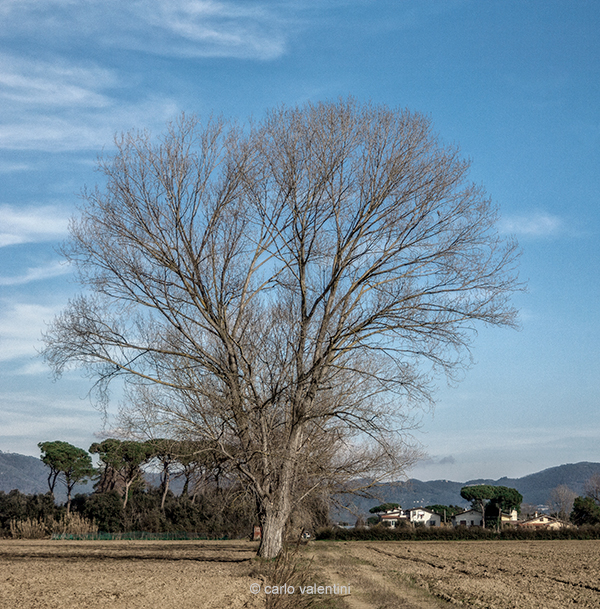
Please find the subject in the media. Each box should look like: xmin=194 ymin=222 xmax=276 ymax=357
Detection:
xmin=1 ymin=538 xmax=599 ymax=609
xmin=0 ymin=539 xmax=263 ymax=609
xmin=318 ymin=539 xmax=600 ymax=608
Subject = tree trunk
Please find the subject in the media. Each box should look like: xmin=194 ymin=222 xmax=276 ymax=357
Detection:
xmin=257 ymin=509 xmax=287 ymax=559
xmin=161 ymin=470 xmax=170 ymax=511
xmin=123 ymin=480 xmax=132 ymax=508
xmin=48 ymin=470 xmax=59 ymax=497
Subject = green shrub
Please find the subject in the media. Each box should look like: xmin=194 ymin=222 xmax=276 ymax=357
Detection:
xmin=72 ymin=491 xmax=124 ymax=532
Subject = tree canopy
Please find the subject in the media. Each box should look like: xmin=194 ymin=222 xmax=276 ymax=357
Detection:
xmin=460 ymin=485 xmax=522 ymax=529
xmin=571 ymin=497 xmax=600 ymax=526
xmin=425 ymin=505 xmax=464 ymax=519
xmin=369 ymin=503 xmax=401 ymax=514
xmin=43 ymin=98 xmax=521 ymax=557
xmin=570 ymin=475 xmax=600 ymax=525
xmin=38 ymin=441 xmax=94 ymax=513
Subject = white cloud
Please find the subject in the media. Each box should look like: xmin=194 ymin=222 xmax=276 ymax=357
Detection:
xmin=146 ymin=0 xmax=287 ymax=59
xmin=410 ymin=424 xmax=600 ymax=481
xmin=499 ymin=212 xmax=563 ymax=237
xmin=0 ymin=95 xmax=180 ymax=151
xmin=0 ymin=51 xmax=180 ymax=151
xmin=0 ymin=205 xmax=70 ymax=247
xmin=0 ymin=162 xmax=30 ymax=173
xmin=0 ymin=391 xmax=102 ymax=456
xmin=0 ymin=301 xmax=60 ymax=362
xmin=0 ymin=0 xmax=288 ymax=60
xmin=12 ymin=360 xmax=49 ymax=376
xmin=0 ymin=54 xmax=115 ymax=107
xmin=0 ymin=1 xmax=292 ymax=151
xmin=0 ymin=261 xmax=71 ymax=286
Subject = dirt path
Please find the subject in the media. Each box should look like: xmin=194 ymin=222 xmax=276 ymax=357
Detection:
xmin=311 ymin=542 xmax=450 ymax=609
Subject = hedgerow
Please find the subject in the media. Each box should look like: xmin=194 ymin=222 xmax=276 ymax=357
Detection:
xmin=315 ymin=524 xmax=600 ymax=541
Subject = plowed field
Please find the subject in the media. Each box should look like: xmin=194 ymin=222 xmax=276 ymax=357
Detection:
xmin=317 ymin=539 xmax=600 ymax=608
xmin=0 ymin=539 xmax=263 ymax=609
xmin=1 ymin=538 xmax=599 ymax=608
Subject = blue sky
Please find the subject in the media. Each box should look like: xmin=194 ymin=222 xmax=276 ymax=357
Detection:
xmin=1 ymin=0 xmax=598 ymax=483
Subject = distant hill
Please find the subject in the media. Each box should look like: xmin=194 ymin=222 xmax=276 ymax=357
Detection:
xmin=335 ymin=462 xmax=600 ymax=519
xmin=2 ymin=449 xmax=599 ymax=512
xmin=0 ymin=450 xmax=181 ymax=502
xmin=0 ymin=451 xmax=49 ymax=495
xmin=0 ymin=450 xmax=93 ymax=502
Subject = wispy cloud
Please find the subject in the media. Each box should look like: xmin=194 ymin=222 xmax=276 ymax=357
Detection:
xmin=0 ymin=0 xmax=290 ymax=151
xmin=0 ymin=50 xmax=180 ymax=151
xmin=0 ymin=0 xmax=288 ymax=60
xmin=0 ymin=261 xmax=71 ymax=286
xmin=499 ymin=212 xmax=563 ymax=237
xmin=0 ymin=162 xmax=30 ymax=173
xmin=0 ymin=205 xmax=69 ymax=247
xmin=0 ymin=301 xmax=59 ymax=362
xmin=12 ymin=360 xmax=49 ymax=376
xmin=134 ymin=0 xmax=288 ymax=59
xmin=0 ymin=54 xmax=115 ymax=107
xmin=0 ymin=391 xmax=101 ymax=455
xmin=0 ymin=97 xmax=180 ymax=151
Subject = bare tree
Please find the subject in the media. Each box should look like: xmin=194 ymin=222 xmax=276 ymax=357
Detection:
xmin=584 ymin=474 xmax=600 ymax=505
xmin=43 ymin=99 xmax=520 ymax=557
xmin=520 ymin=503 xmax=538 ymax=519
xmin=548 ymin=485 xmax=578 ymax=521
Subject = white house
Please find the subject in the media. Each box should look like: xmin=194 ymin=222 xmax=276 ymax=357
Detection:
xmin=379 ymin=509 xmax=407 ymax=528
xmin=501 ymin=509 xmax=519 ymax=524
xmin=452 ymin=509 xmax=483 ymax=527
xmin=518 ymin=514 xmax=571 ymax=529
xmin=408 ymin=508 xmax=442 ymax=527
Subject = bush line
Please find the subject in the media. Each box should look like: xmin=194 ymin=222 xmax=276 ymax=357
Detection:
xmin=315 ymin=524 xmax=600 ymax=541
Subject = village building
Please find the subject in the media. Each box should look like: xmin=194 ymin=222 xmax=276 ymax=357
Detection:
xmin=408 ymin=508 xmax=442 ymax=527
xmin=501 ymin=509 xmax=519 ymax=525
xmin=452 ymin=509 xmax=483 ymax=527
xmin=518 ymin=514 xmax=571 ymax=529
xmin=378 ymin=509 xmax=407 ymax=528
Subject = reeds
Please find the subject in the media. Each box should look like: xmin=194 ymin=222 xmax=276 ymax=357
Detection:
xmin=9 ymin=513 xmax=98 ymax=539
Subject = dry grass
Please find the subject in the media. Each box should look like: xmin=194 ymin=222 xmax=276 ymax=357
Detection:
xmin=248 ymin=541 xmax=348 ymax=609
xmin=50 ymin=512 xmax=99 ymax=537
xmin=9 ymin=513 xmax=98 ymax=539
xmin=9 ymin=518 xmax=47 ymax=539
